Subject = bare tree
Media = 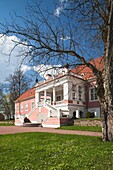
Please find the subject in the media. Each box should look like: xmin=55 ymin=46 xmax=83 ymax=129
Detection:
xmin=6 ymin=69 xmax=31 ymax=117
xmin=0 ymin=83 xmax=11 ymax=119
xmin=0 ymin=0 xmax=113 ymax=141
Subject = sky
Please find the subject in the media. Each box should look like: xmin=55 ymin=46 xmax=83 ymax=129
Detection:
xmin=0 ymin=0 xmax=67 ymax=84
xmin=0 ymin=0 xmax=76 ymax=85
xmin=0 ymin=0 xmax=29 ymax=83
xmin=0 ymin=0 xmax=103 ymax=84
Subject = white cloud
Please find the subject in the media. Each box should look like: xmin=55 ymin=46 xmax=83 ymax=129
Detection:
xmin=21 ymin=64 xmax=31 ymax=73
xmin=54 ymin=6 xmax=63 ymax=17
xmin=0 ymin=34 xmax=28 ymax=83
xmin=33 ymin=64 xmax=63 ymax=78
xmin=54 ymin=0 xmax=68 ymax=17
xmin=60 ymin=36 xmax=70 ymax=41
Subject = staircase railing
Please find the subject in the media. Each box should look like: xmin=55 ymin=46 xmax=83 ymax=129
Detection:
xmin=45 ymin=102 xmax=59 ymax=117
xmin=27 ymin=107 xmax=36 ymax=118
xmin=45 ymin=102 xmax=56 ymax=111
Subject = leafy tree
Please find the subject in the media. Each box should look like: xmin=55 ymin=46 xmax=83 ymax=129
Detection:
xmin=0 ymin=0 xmax=113 ymax=141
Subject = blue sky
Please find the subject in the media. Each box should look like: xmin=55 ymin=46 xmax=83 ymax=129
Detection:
xmin=0 ymin=0 xmax=28 ymax=83
xmin=0 ymin=0 xmax=60 ymax=83
xmin=0 ymin=0 xmax=27 ymax=21
xmin=0 ymin=0 xmax=101 ymax=84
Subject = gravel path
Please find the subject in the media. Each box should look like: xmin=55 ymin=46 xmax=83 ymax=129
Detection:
xmin=0 ymin=126 xmax=102 ymax=137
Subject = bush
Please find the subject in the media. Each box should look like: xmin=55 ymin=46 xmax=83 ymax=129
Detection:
xmin=86 ymin=112 xmax=95 ymax=118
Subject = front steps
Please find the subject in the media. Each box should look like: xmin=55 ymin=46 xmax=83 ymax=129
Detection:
xmin=22 ymin=123 xmax=42 ymax=127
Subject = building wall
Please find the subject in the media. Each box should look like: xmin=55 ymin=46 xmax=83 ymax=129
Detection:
xmin=85 ymin=81 xmax=101 ymax=118
xmin=15 ymin=74 xmax=101 ymax=124
xmin=88 ymin=107 xmax=100 ymax=118
xmin=15 ymin=98 xmax=35 ymax=115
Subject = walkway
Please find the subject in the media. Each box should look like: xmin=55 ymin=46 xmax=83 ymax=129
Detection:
xmin=0 ymin=126 xmax=102 ymax=137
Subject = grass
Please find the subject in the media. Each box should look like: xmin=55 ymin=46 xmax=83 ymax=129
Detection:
xmin=0 ymin=123 xmax=14 ymax=126
xmin=59 ymin=125 xmax=102 ymax=132
xmin=0 ymin=132 xmax=113 ymax=170
xmin=0 ymin=121 xmax=14 ymax=126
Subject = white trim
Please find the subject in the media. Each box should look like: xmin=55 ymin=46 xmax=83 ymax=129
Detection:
xmin=89 ymin=87 xmax=98 ymax=102
xmin=15 ymin=123 xmax=23 ymax=126
xmin=31 ymin=121 xmax=38 ymax=123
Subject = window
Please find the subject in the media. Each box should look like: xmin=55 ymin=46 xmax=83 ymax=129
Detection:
xmin=72 ymin=84 xmax=77 ymax=91
xmin=90 ymin=88 xmax=98 ymax=101
xmin=31 ymin=102 xmax=35 ymax=109
xmin=72 ymin=92 xmax=77 ymax=100
xmin=25 ymin=103 xmax=28 ymax=111
xmin=72 ymin=84 xmax=77 ymax=100
xmin=21 ymin=105 xmax=23 ymax=112
xmin=56 ymin=95 xmax=62 ymax=101
xmin=78 ymin=86 xmax=82 ymax=93
xmin=78 ymin=86 xmax=82 ymax=100
xmin=79 ymin=93 xmax=82 ymax=100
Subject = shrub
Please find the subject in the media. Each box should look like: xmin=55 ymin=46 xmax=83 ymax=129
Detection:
xmin=86 ymin=112 xmax=95 ymax=118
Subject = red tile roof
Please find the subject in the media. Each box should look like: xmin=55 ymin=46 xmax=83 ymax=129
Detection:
xmin=15 ymin=87 xmax=35 ymax=103
xmin=72 ymin=56 xmax=104 ymax=80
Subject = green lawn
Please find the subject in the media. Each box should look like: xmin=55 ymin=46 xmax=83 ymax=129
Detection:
xmin=59 ymin=125 xmax=102 ymax=132
xmin=0 ymin=132 xmax=113 ymax=170
xmin=0 ymin=123 xmax=14 ymax=126
xmin=0 ymin=120 xmax=14 ymax=126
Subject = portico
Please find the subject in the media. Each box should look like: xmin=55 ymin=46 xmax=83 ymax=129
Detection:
xmin=34 ymin=73 xmax=86 ymax=118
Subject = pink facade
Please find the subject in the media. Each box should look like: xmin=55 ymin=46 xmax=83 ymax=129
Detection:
xmin=15 ymin=98 xmax=35 ymax=115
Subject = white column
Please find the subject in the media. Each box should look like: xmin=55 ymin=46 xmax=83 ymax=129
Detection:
xmin=44 ymin=90 xmax=47 ymax=105
xmin=53 ymin=87 xmax=56 ymax=104
xmin=35 ymin=92 xmax=39 ymax=108
xmin=58 ymin=109 xmax=61 ymax=118
xmin=76 ymin=110 xmax=80 ymax=118
xmin=63 ymin=82 xmax=72 ymax=100
xmin=48 ymin=110 xmax=51 ymax=117
xmin=63 ymin=82 xmax=68 ymax=100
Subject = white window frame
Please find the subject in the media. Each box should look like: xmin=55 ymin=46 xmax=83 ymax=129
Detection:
xmin=72 ymin=84 xmax=77 ymax=100
xmin=25 ymin=103 xmax=28 ymax=111
xmin=89 ymin=87 xmax=98 ymax=101
xmin=78 ymin=86 xmax=82 ymax=101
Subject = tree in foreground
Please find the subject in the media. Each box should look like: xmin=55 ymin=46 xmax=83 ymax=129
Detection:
xmin=0 ymin=0 xmax=113 ymax=141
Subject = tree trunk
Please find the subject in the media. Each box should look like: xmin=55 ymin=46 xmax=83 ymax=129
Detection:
xmin=102 ymin=0 xmax=113 ymax=141
xmin=101 ymin=101 xmax=113 ymax=141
